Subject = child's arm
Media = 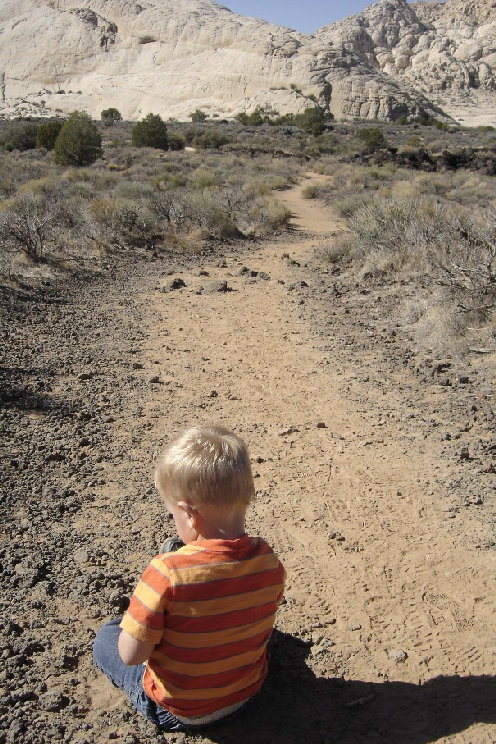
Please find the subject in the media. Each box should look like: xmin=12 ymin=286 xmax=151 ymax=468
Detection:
xmin=118 ymin=629 xmax=156 ymax=666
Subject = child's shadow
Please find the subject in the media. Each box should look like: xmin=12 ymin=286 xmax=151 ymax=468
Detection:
xmin=207 ymin=631 xmax=496 ymax=744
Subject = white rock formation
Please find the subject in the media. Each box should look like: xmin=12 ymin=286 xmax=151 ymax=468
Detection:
xmin=0 ymin=0 xmax=494 ymax=124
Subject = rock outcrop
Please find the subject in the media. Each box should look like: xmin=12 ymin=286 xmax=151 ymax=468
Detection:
xmin=0 ymin=0 xmax=494 ymax=124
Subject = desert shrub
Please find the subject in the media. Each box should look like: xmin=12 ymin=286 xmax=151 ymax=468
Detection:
xmin=357 ymin=127 xmax=386 ymax=149
xmin=0 ymin=193 xmax=53 ymax=260
xmin=114 ymin=180 xmax=154 ymax=199
xmin=236 ymin=109 xmax=266 ymax=126
xmin=153 ymin=171 xmax=188 ymax=189
xmin=318 ymin=232 xmax=356 ymax=264
xmin=190 ymin=109 xmax=207 ymax=123
xmin=167 ymin=132 xmax=185 ymax=151
xmin=334 ymin=195 xmax=371 ymax=218
xmin=350 ymin=199 xmax=496 ymax=301
xmin=0 ymin=121 xmax=38 ymax=151
xmin=54 ymin=111 xmax=103 ymax=166
xmin=101 ymin=108 xmax=122 ymax=126
xmin=36 ymin=121 xmax=64 ymax=150
xmin=95 ymin=172 xmax=120 ymax=189
xmin=90 ymin=196 xmax=160 ymax=246
xmin=243 ymin=174 xmax=288 ymax=197
xmin=192 ymin=131 xmax=230 ymax=149
xmin=406 ymin=135 xmax=422 ymax=148
xmin=242 ymin=197 xmax=291 ymax=236
xmin=348 ymin=199 xmax=496 ymax=350
xmin=132 ymin=114 xmax=168 ymax=151
xmin=271 ymin=113 xmax=296 ymax=126
xmin=311 ymin=134 xmax=338 ymax=154
xmin=0 ymin=190 xmax=84 ymax=261
xmin=302 ymin=183 xmax=319 ymax=199
xmin=418 ymin=115 xmax=451 ymax=131
xmin=171 ymin=190 xmax=239 ymax=238
xmin=191 ymin=168 xmax=219 ymax=189
xmin=66 ymin=181 xmax=94 ymax=198
xmin=294 ymin=107 xmax=326 ymax=134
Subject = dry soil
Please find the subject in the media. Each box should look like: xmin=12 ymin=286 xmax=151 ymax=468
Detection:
xmin=1 ymin=175 xmax=495 ymax=744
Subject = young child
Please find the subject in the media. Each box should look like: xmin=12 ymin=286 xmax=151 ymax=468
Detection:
xmin=93 ymin=425 xmax=285 ymax=731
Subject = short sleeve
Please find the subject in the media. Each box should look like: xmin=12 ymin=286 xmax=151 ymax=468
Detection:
xmin=120 ymin=557 xmax=171 ymax=644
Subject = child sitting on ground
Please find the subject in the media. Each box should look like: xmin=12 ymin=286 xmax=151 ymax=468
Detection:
xmin=93 ymin=425 xmax=285 ymax=731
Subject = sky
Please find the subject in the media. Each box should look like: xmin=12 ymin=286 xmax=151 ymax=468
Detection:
xmin=219 ymin=0 xmax=420 ymax=34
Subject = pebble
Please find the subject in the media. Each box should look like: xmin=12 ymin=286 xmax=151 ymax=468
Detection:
xmin=388 ymin=649 xmax=408 ymax=663
xmin=203 ymin=280 xmax=229 ymax=293
xmin=161 ymin=277 xmax=186 ymax=291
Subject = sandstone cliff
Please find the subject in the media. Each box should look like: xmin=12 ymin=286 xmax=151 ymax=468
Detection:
xmin=0 ymin=0 xmax=494 ymax=124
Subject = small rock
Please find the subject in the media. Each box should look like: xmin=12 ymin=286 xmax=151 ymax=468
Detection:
xmin=278 ymin=426 xmax=299 ymax=436
xmin=150 ymin=376 xmax=162 ymax=384
xmin=162 ymin=277 xmax=186 ymax=292
xmin=388 ymin=649 xmax=408 ymax=663
xmin=204 ymin=280 xmax=229 ymax=294
xmin=73 ymin=549 xmax=90 ymax=564
xmin=39 ymin=691 xmax=70 ymax=712
xmin=316 ymin=422 xmax=327 ymax=429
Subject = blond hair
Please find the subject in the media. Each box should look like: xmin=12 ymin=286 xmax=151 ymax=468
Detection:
xmin=155 ymin=426 xmax=255 ymax=508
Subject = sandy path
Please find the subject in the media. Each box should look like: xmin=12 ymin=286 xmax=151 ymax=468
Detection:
xmin=83 ymin=176 xmax=495 ymax=742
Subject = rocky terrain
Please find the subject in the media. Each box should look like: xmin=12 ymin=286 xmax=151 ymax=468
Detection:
xmin=1 ymin=176 xmax=495 ymax=743
xmin=0 ymin=0 xmax=494 ymax=125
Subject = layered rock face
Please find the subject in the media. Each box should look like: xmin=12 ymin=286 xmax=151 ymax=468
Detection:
xmin=0 ymin=0 xmax=494 ymax=124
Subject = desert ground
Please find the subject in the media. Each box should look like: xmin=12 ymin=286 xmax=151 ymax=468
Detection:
xmin=1 ymin=175 xmax=495 ymax=743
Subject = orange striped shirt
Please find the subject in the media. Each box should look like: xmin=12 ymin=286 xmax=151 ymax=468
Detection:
xmin=120 ymin=535 xmax=285 ymax=718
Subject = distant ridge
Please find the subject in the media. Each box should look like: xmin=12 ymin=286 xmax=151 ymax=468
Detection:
xmin=0 ymin=0 xmax=494 ymax=124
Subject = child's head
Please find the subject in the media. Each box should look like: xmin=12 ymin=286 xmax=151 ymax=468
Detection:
xmin=155 ymin=425 xmax=255 ymax=513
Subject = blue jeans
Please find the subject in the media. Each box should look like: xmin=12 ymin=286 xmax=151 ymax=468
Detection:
xmin=93 ymin=618 xmax=188 ymax=731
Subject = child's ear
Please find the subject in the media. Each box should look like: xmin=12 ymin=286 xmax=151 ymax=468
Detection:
xmin=177 ymin=501 xmax=198 ymax=524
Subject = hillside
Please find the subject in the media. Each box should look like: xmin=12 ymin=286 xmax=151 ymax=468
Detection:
xmin=0 ymin=0 xmax=494 ymax=124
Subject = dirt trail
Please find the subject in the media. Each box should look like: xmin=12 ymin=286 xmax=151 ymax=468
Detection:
xmin=93 ymin=174 xmax=495 ymax=742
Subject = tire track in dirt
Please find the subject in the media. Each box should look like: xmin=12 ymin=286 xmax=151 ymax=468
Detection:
xmin=88 ymin=175 xmax=496 ymax=743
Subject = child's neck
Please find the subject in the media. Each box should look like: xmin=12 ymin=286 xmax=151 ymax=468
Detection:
xmin=196 ymin=509 xmax=246 ymax=541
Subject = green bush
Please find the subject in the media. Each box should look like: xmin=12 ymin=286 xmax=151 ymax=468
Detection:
xmin=101 ymin=108 xmax=122 ymax=126
xmin=236 ymin=109 xmax=266 ymax=126
xmin=190 ymin=109 xmax=207 ymax=123
xmin=192 ymin=131 xmax=230 ymax=149
xmin=167 ymin=132 xmax=185 ymax=150
xmin=0 ymin=120 xmax=38 ymax=151
xmin=54 ymin=111 xmax=103 ymax=166
xmin=36 ymin=121 xmax=64 ymax=150
xmin=294 ymin=107 xmax=326 ymax=133
xmin=131 ymin=113 xmax=168 ymax=151
xmin=357 ymin=127 xmax=386 ymax=149
xmin=270 ymin=113 xmax=296 ymax=126
xmin=417 ymin=115 xmax=451 ymax=131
